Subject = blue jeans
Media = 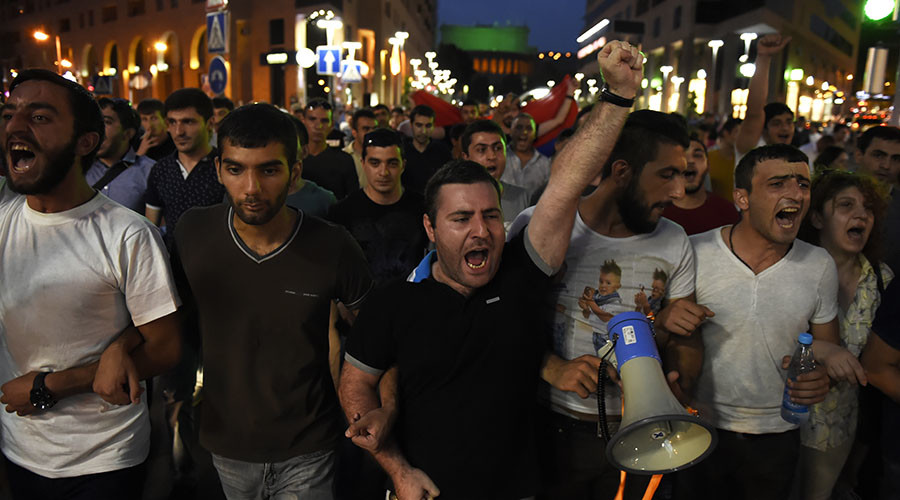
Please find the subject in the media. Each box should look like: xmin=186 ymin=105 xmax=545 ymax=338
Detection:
xmin=211 ymin=449 xmax=335 ymax=500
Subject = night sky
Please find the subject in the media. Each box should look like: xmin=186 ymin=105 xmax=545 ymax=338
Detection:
xmin=437 ymin=0 xmax=588 ymax=53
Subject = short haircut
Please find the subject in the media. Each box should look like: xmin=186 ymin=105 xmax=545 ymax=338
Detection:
xmin=720 ymin=117 xmax=742 ymax=134
xmin=689 ymin=133 xmax=708 ymax=156
xmin=763 ymin=102 xmax=793 ymax=129
xmin=424 ymin=159 xmax=501 ymax=224
xmin=600 ymin=110 xmax=690 ymax=179
xmin=351 ymin=108 xmax=376 ymax=129
xmin=814 ymin=146 xmax=847 ymax=169
xmin=408 ymin=104 xmax=435 ymax=123
xmin=9 ymin=69 xmax=104 ymax=167
xmin=137 ymin=98 xmax=165 ymax=116
xmin=98 ymin=97 xmax=140 ymax=132
xmin=799 ymin=168 xmax=890 ymax=267
xmin=600 ymin=260 xmax=622 ymax=278
xmin=734 ymin=144 xmax=809 ymax=192
xmin=361 ymin=128 xmax=405 ymax=160
xmin=461 ymin=119 xmax=506 ymax=153
xmin=391 ymin=107 xmax=405 ymax=114
xmin=857 ymin=125 xmax=900 ymax=153
xmin=372 ymin=104 xmax=389 ymax=113
xmin=165 ymin=88 xmax=213 ymax=121
xmin=653 ymin=268 xmax=668 ymax=282
xmin=512 ymin=112 xmax=536 ymax=127
xmin=288 ymin=114 xmax=308 ymax=159
xmin=305 ymin=97 xmax=332 ymax=112
xmin=212 ymin=96 xmax=234 ymax=111
xmin=448 ymin=123 xmax=467 ymax=142
xmin=217 ymin=103 xmax=297 ymax=168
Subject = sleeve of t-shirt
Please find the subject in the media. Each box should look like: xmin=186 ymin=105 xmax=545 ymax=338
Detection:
xmin=512 ymin=225 xmax=557 ymax=280
xmin=120 ymin=223 xmax=182 ymax=326
xmin=144 ymin=164 xmax=162 ymax=210
xmin=335 ymin=227 xmax=374 ymax=310
xmin=667 ymin=228 xmax=696 ymax=300
xmin=344 ymin=290 xmax=396 ymax=376
xmin=872 ymin=278 xmax=900 ymax=349
xmin=342 ymin=157 xmax=360 ymax=201
xmin=812 ymin=255 xmax=840 ymax=324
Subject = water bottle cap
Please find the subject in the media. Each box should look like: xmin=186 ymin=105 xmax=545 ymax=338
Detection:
xmin=798 ymin=333 xmax=813 ymax=345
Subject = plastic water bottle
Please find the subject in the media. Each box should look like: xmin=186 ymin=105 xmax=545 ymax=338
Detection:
xmin=781 ymin=333 xmax=816 ymax=424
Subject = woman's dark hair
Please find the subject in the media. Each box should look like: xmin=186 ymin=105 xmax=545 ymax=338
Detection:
xmin=813 ymin=146 xmax=848 ymax=170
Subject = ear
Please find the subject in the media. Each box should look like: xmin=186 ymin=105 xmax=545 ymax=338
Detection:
xmin=610 ymin=159 xmax=632 ymax=189
xmin=810 ymin=210 xmax=824 ymax=230
xmin=423 ymin=213 xmax=436 ymax=243
xmin=462 ymin=150 xmax=470 ymax=160
xmin=214 ymin=157 xmax=224 ymax=185
xmin=733 ymin=188 xmax=749 ymax=211
xmin=76 ymin=132 xmax=100 ymax=158
xmin=288 ymin=160 xmax=303 ymax=194
xmin=124 ymin=128 xmax=137 ymax=143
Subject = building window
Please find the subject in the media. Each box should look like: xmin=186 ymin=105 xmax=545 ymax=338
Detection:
xmin=269 ymin=18 xmax=284 ymax=46
xmin=59 ymin=18 xmax=70 ymax=32
xmin=652 ymin=16 xmax=660 ymax=37
xmin=101 ymin=5 xmax=117 ymax=23
xmin=127 ymin=0 xmax=145 ymax=16
xmin=636 ymin=0 xmax=648 ymax=16
xmin=673 ymin=6 xmax=681 ymax=29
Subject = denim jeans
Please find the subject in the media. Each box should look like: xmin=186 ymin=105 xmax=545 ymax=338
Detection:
xmin=211 ymin=448 xmax=335 ymax=500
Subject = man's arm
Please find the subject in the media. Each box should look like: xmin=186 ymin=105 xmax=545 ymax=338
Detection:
xmin=527 ymin=41 xmax=642 ymax=270
xmin=536 ymin=79 xmax=578 ymax=137
xmin=145 ymin=205 xmax=161 ymax=226
xmin=861 ymin=332 xmax=900 ymax=403
xmin=734 ymin=34 xmax=791 ymax=155
xmin=658 ymin=295 xmax=708 ymax=402
xmin=810 ymin=318 xmax=867 ymax=385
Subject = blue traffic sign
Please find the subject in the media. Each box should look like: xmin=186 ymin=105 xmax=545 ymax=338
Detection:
xmin=206 ymin=11 xmax=228 ymax=53
xmin=340 ymin=60 xmax=363 ymax=83
xmin=316 ymin=46 xmax=341 ymax=75
xmin=209 ymin=56 xmax=228 ymax=95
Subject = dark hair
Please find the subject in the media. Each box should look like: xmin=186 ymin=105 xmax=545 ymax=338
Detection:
xmin=461 ymin=99 xmax=480 ymax=109
xmin=408 ymin=104 xmax=435 ymax=123
xmin=137 ymin=98 xmax=165 ymax=116
xmin=600 ymin=110 xmax=690 ymax=179
xmin=720 ymin=117 xmax=742 ymax=134
xmin=372 ymin=104 xmax=389 ymax=113
xmin=217 ymin=103 xmax=297 ymax=168
xmin=448 ymin=123 xmax=467 ymax=142
xmin=288 ymin=114 xmax=308 ymax=159
xmin=558 ymin=127 xmax=576 ymax=142
xmin=833 ymin=123 xmax=849 ymax=134
xmin=857 ymin=125 xmax=900 ymax=153
xmin=212 ymin=96 xmax=234 ymax=111
xmin=9 ymin=69 xmax=104 ymax=167
xmin=424 ymin=159 xmax=501 ymax=224
xmin=814 ymin=146 xmax=847 ymax=169
xmin=734 ymin=144 xmax=809 ymax=192
xmin=361 ymin=128 xmax=405 ymax=160
xmin=798 ymin=168 xmax=890 ymax=267
xmin=306 ymin=97 xmax=332 ymax=112
xmin=351 ymin=108 xmax=376 ymax=129
xmin=763 ymin=102 xmax=793 ymax=129
xmin=689 ymin=133 xmax=708 ymax=156
xmin=461 ymin=119 xmax=506 ymax=153
xmin=98 ymin=97 xmax=140 ymax=132
xmin=391 ymin=107 xmax=405 ymax=114
xmin=165 ymin=88 xmax=213 ymax=121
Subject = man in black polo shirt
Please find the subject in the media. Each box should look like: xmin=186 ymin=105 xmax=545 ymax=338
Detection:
xmin=300 ymin=98 xmax=358 ymax=200
xmin=401 ymin=105 xmax=451 ymax=196
xmin=339 ymin=40 xmax=644 ymax=499
xmin=174 ymin=103 xmax=373 ymax=498
xmin=144 ymin=88 xmax=224 ymax=248
xmin=328 ymin=128 xmax=427 ymax=286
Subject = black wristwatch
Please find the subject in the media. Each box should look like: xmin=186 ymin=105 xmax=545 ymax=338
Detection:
xmin=600 ymin=85 xmax=636 ymax=108
xmin=30 ymin=372 xmax=57 ymax=411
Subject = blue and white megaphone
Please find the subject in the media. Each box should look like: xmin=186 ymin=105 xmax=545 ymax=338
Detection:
xmin=604 ymin=311 xmax=718 ymax=475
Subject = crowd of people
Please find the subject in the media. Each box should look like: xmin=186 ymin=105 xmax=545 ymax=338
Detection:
xmin=0 ymin=34 xmax=898 ymax=500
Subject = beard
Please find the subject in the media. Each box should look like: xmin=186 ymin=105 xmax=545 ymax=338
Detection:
xmin=227 ymin=181 xmax=290 ymax=226
xmin=616 ymin=177 xmax=664 ymax=234
xmin=7 ymin=139 xmax=77 ymax=196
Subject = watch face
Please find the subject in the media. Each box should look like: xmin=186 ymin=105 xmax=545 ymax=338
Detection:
xmin=30 ymin=388 xmax=55 ymax=410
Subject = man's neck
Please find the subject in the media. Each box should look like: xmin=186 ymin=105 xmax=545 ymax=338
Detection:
xmin=413 ymin=138 xmax=429 ymax=153
xmin=673 ymin=188 xmax=708 ymax=210
xmin=579 ymin=183 xmax=635 ymax=238
xmin=430 ymin=259 xmax=475 ymax=297
xmin=178 ymin=144 xmax=212 ymax=172
xmin=352 ymin=140 xmax=363 ymax=155
xmin=25 ymin=161 xmax=96 ymax=213
xmin=364 ymin=185 xmax=403 ymax=206
xmin=308 ymin=140 xmax=327 ymax=157
xmin=514 ymin=147 xmax=535 ymax=164
xmin=725 ymin=221 xmax=791 ymax=274
xmin=232 ymin=206 xmax=297 ymax=256
xmin=98 ymin=146 xmax=129 ymax=168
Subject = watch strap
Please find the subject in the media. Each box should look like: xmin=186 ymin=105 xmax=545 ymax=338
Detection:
xmin=600 ymin=86 xmax=635 ymax=108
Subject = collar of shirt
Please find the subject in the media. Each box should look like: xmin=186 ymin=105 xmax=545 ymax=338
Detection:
xmin=174 ymin=149 xmax=217 ymax=180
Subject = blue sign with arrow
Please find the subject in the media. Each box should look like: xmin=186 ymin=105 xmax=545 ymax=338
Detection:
xmin=316 ymin=46 xmax=341 ymax=75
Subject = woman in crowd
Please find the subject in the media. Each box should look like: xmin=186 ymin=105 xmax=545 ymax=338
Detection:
xmin=795 ymin=169 xmax=892 ymax=500
xmin=814 ymin=146 xmax=851 ymax=172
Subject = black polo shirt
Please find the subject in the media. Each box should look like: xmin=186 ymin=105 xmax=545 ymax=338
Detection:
xmin=301 ymin=147 xmax=359 ymax=201
xmin=401 ymin=137 xmax=452 ymax=196
xmin=346 ymin=229 xmax=554 ymax=499
xmin=145 ymin=149 xmax=224 ymax=247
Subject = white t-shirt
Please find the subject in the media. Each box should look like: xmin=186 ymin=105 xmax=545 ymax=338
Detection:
xmin=691 ymin=228 xmax=838 ymax=434
xmin=509 ymin=208 xmax=695 ymax=416
xmin=0 ymin=192 xmax=180 ymax=478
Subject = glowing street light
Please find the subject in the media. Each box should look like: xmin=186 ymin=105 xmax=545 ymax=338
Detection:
xmin=740 ymin=33 xmax=757 ymax=56
xmin=33 ymin=30 xmax=63 ymax=75
xmin=660 ymin=65 xmax=674 ymax=80
xmin=33 ymin=31 xmax=50 ymax=41
xmin=154 ymin=41 xmax=168 ymax=52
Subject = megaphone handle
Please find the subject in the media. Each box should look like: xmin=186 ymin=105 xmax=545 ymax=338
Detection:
xmin=597 ymin=362 xmax=612 ymax=440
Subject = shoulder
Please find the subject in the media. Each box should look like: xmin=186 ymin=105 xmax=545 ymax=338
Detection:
xmin=655 ymin=217 xmax=691 ymax=242
xmin=400 ymin=190 xmax=425 ymax=209
xmin=689 ymin=227 xmax=724 ymax=251
xmin=790 ymin=239 xmax=832 ymax=266
xmin=176 ymin=204 xmax=227 ymax=237
xmin=93 ymin=195 xmax=164 ymax=237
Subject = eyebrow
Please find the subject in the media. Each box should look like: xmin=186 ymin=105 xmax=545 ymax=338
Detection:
xmin=767 ymin=173 xmax=810 ymax=182
xmin=1 ymin=101 xmax=60 ymax=115
xmin=222 ymin=158 xmax=285 ymax=168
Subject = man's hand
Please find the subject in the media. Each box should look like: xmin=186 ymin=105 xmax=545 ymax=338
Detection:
xmin=0 ymin=372 xmax=39 ymax=416
xmin=756 ymin=34 xmax=791 ymax=57
xmin=391 ymin=466 xmax=441 ymax=500
xmin=665 ymin=370 xmax=690 ymax=406
xmin=597 ymin=40 xmax=643 ymax=98
xmin=346 ymin=408 xmax=396 ymax=452
xmin=655 ymin=300 xmax=714 ymax=336
xmin=781 ymin=356 xmax=830 ymax=405
xmin=93 ymin=341 xmax=143 ymax=405
xmin=136 ymin=132 xmax=163 ymax=157
xmin=813 ymin=342 xmax=867 ymax=386
xmin=543 ymin=354 xmax=605 ymax=398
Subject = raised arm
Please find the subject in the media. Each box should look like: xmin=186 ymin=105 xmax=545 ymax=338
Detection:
xmin=527 ymin=41 xmax=642 ymax=270
xmin=536 ymin=79 xmax=578 ymax=137
xmin=734 ymin=34 xmax=791 ymax=156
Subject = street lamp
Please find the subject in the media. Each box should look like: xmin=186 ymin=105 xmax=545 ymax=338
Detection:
xmin=739 ymin=33 xmax=757 ymax=56
xmin=33 ymin=30 xmax=63 ymax=75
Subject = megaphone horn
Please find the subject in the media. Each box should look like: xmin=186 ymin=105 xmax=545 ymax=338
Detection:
xmin=604 ymin=311 xmax=718 ymax=475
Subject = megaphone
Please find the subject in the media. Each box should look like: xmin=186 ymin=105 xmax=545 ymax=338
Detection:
xmin=604 ymin=311 xmax=717 ymax=475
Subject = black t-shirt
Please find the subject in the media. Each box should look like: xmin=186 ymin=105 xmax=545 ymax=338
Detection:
xmin=346 ymin=230 xmax=554 ymax=499
xmin=301 ymin=147 xmax=359 ymax=200
xmin=327 ymin=189 xmax=427 ymax=286
xmin=174 ymin=204 xmax=373 ymax=462
xmin=401 ymin=138 xmax=452 ymax=196
xmin=872 ymin=278 xmax=900 ymax=460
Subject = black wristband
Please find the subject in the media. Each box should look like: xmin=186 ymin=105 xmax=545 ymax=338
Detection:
xmin=565 ymin=95 xmax=576 ymax=101
xmin=600 ymin=86 xmax=635 ymax=108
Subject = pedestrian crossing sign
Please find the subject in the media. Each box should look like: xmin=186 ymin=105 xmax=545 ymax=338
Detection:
xmin=340 ymin=61 xmax=363 ymax=83
xmin=207 ymin=11 xmax=228 ymax=54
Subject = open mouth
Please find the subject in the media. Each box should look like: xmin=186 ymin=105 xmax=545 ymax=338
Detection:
xmin=847 ymin=225 xmax=866 ymax=241
xmin=777 ymin=134 xmax=791 ymax=143
xmin=8 ymin=143 xmax=36 ymax=174
xmin=775 ymin=207 xmax=800 ymax=228
xmin=465 ymin=249 xmax=488 ymax=270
